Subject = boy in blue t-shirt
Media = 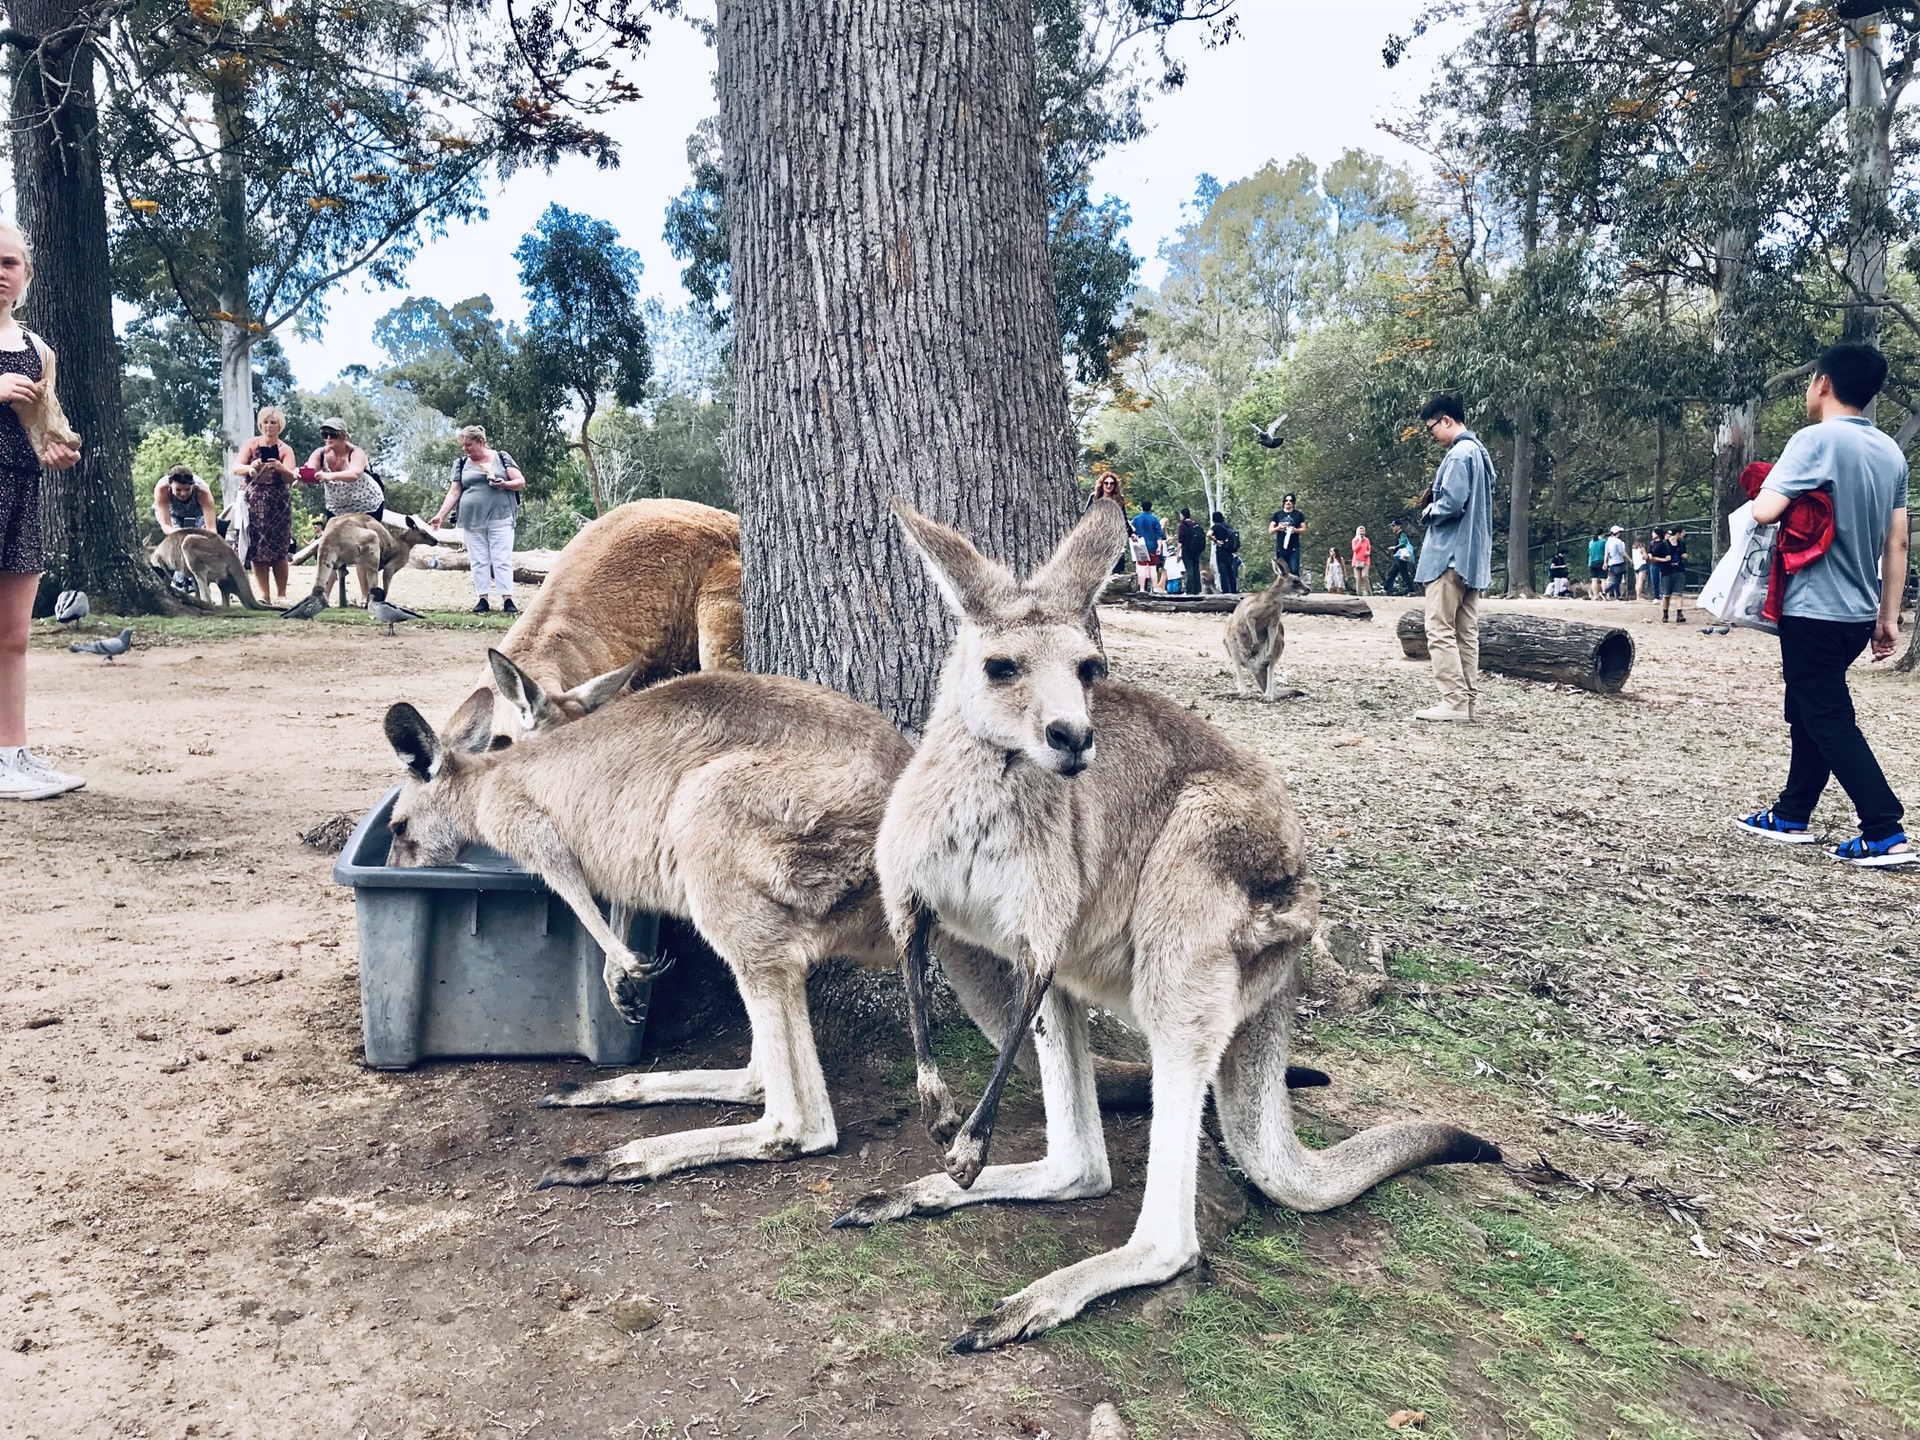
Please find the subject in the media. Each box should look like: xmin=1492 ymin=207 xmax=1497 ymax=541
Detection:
xmin=1733 ymin=343 xmax=1913 ymax=867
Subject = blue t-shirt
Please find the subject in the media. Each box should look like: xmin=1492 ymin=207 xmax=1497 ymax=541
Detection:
xmin=1761 ymin=416 xmax=1910 ymax=623
xmin=1131 ymin=512 xmax=1165 ymax=553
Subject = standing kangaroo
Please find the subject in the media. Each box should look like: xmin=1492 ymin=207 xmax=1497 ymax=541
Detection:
xmin=833 ymin=498 xmax=1500 ymax=1351
xmin=1223 ymin=570 xmax=1310 ymax=700
xmin=150 ymin=530 xmax=277 ymax=611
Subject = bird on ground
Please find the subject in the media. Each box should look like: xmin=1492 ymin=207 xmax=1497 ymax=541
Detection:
xmin=70 ymin=627 xmax=133 ymax=662
xmin=282 ymin=591 xmax=327 ymax=621
xmin=53 ymin=590 xmax=88 ymax=628
xmin=365 ymin=588 xmax=422 ymax=637
xmin=1249 ymin=412 xmax=1288 ymax=449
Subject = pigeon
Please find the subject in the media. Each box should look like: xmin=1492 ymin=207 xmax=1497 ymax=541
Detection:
xmin=282 ymin=590 xmax=327 ymax=621
xmin=70 ymin=627 xmax=132 ymax=662
xmin=1249 ymin=412 xmax=1288 ymax=449
xmin=365 ymin=587 xmax=422 ymax=636
xmin=53 ymin=589 xmax=88 ymax=628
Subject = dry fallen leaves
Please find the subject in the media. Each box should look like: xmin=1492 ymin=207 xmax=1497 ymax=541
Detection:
xmin=1386 ymin=1409 xmax=1427 ymax=1430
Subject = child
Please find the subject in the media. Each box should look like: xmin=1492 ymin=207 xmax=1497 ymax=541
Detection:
xmin=1323 ymin=547 xmax=1344 ymax=594
xmin=1548 ymin=550 xmax=1570 ymax=597
xmin=1163 ymin=547 xmax=1186 ymax=595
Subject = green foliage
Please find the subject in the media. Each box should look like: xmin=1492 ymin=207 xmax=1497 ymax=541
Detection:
xmin=372 ymin=294 xmax=570 ymax=491
xmin=120 ymin=317 xmax=293 ymax=444
xmin=516 ymin=204 xmax=652 ymax=417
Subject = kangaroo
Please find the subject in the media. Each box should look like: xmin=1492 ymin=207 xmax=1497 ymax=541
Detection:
xmin=300 ymin=514 xmax=437 ymax=611
xmin=150 ymin=530 xmax=276 ymax=611
xmin=1223 ymin=570 xmax=1311 ymax=701
xmin=833 ymin=498 xmax=1500 ymax=1351
xmin=381 ymin=658 xmax=987 ymax=1185
xmin=486 ymin=500 xmax=744 ymax=741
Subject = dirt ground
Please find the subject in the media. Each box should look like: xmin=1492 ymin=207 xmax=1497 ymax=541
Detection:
xmin=3 ymin=576 xmax=1917 ymax=1440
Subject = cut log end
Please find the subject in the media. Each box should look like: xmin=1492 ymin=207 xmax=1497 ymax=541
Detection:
xmin=1396 ymin=608 xmax=1635 ymax=695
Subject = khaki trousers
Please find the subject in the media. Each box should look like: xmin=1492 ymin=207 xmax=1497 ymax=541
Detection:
xmin=1423 ymin=568 xmax=1481 ymax=708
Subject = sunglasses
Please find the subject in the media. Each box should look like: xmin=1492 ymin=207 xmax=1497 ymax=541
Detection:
xmin=320 ymin=428 xmax=342 ymax=438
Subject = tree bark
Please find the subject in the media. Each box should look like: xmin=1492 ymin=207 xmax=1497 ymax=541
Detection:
xmin=1506 ymin=419 xmax=1533 ymax=596
xmin=717 ymin=0 xmax=1078 ymax=734
xmin=215 ymin=78 xmax=253 ymax=501
xmin=7 ymin=1 xmax=169 ymax=614
xmin=1395 ymin=609 xmax=1636 ymax=694
xmin=1843 ymin=14 xmax=1892 ymax=357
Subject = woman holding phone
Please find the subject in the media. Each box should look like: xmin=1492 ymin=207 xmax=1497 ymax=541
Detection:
xmin=430 ymin=424 xmax=526 ymax=613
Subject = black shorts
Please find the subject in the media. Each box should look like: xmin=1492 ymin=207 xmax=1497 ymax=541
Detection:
xmin=0 ymin=464 xmax=42 ymax=574
xmin=1588 ymin=563 xmax=1605 ymax=578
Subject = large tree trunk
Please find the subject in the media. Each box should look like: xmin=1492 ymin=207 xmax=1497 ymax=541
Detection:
xmin=717 ymin=0 xmax=1078 ymax=734
xmin=7 ymin=1 xmax=167 ymax=614
xmin=215 ymin=80 xmax=253 ymax=501
xmin=1505 ymin=419 xmax=1533 ymax=596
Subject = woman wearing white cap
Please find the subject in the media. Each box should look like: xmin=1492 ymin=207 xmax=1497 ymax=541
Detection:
xmin=298 ymin=416 xmax=382 ymax=522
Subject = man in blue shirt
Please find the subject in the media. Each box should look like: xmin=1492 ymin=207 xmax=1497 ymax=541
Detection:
xmin=1413 ymin=394 xmax=1496 ymax=721
xmin=1131 ymin=502 xmax=1165 ymax=593
xmin=1734 ymin=342 xmax=1913 ymax=867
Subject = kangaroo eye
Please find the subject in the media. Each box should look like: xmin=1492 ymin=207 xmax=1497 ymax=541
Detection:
xmin=1078 ymin=657 xmax=1108 ymax=686
xmin=984 ymin=657 xmax=1020 ymax=683
xmin=389 ymin=817 xmax=408 ymax=839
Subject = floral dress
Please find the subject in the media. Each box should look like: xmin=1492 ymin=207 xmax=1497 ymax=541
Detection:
xmin=241 ymin=441 xmax=294 ymax=565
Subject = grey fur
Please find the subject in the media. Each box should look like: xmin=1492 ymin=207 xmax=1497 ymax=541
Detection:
xmin=839 ymin=497 xmax=1500 ymax=1351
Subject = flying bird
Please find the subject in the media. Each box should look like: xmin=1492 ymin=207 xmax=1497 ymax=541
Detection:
xmin=282 ymin=591 xmax=327 ymax=621
xmin=53 ymin=590 xmax=88 ymax=628
xmin=70 ymin=627 xmax=132 ymax=662
xmin=365 ymin=588 xmax=422 ymax=637
xmin=1249 ymin=412 xmax=1288 ymax=450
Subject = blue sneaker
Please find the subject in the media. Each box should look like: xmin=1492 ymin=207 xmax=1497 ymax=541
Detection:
xmin=1828 ymin=832 xmax=1918 ymax=868
xmin=1732 ymin=809 xmax=1818 ymax=845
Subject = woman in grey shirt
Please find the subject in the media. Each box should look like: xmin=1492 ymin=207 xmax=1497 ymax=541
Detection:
xmin=430 ymin=424 xmax=526 ymax=614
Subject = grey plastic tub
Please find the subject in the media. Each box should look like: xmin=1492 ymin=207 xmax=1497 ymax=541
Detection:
xmin=333 ymin=786 xmax=651 ymax=1069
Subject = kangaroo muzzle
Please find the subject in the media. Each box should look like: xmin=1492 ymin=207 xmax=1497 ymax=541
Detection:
xmin=1044 ymin=719 xmax=1095 ymax=775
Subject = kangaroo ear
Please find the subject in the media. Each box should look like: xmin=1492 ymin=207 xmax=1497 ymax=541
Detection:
xmin=1030 ymin=498 xmax=1128 ymax=619
xmin=385 ymin=702 xmax=441 ymax=781
xmin=444 ymin=686 xmax=496 ymax=755
xmin=559 ymin=656 xmax=642 ymax=716
xmin=487 ymin=649 xmax=565 ymax=734
xmin=889 ymin=497 xmax=1017 ymax=623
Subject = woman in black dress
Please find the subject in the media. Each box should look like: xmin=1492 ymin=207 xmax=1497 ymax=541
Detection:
xmin=234 ymin=404 xmax=296 ymax=600
xmin=0 ymin=220 xmax=84 ymax=800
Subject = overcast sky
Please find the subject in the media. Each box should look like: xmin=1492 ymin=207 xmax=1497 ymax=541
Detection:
xmin=267 ymin=0 xmax=1449 ymax=388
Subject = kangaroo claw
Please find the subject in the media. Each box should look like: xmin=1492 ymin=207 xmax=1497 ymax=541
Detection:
xmin=537 ymin=1152 xmax=611 ymax=1190
xmin=831 ymin=1190 xmax=915 ymax=1228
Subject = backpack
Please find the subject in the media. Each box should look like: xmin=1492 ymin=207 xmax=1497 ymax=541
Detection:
xmin=1223 ymin=526 xmax=1241 ymax=555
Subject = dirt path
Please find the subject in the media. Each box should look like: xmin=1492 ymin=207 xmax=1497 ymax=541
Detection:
xmin=4 ymin=593 xmax=1916 ymax=1439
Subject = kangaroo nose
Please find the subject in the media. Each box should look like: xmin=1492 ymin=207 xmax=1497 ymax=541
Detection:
xmin=1045 ymin=720 xmax=1094 ymax=758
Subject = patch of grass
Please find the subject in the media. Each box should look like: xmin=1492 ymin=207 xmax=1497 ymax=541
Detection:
xmin=1796 ymin=1293 xmax=1920 ymax=1426
xmin=35 ymin=606 xmax=513 ymax=648
xmin=1058 ymin=1191 xmax=1733 ymax=1440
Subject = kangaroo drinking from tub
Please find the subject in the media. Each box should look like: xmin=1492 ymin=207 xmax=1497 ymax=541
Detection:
xmin=833 ymin=498 xmax=1500 ymax=1351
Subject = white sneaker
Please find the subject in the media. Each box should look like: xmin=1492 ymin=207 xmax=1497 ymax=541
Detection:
xmin=1414 ymin=703 xmax=1474 ymax=723
xmin=0 ymin=747 xmax=85 ymax=799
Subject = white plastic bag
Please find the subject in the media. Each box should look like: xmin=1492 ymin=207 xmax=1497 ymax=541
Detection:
xmin=1700 ymin=501 xmax=1776 ymax=632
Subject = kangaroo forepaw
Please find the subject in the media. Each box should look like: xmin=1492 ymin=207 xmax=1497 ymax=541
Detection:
xmin=832 ymin=1190 xmax=915 ymax=1229
xmin=942 ymin=1130 xmax=988 ymax=1190
xmin=1437 ymin=1130 xmax=1504 ymax=1166
xmin=918 ymin=1071 xmax=964 ymax=1144
xmin=536 ymin=1151 xmax=611 ymax=1190
xmin=536 ymin=1082 xmax=581 ymax=1109
xmin=601 ymin=953 xmax=650 ymax=1026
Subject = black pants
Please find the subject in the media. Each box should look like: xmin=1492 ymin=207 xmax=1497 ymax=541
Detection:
xmin=1216 ymin=551 xmax=1240 ymax=593
xmin=1181 ymin=545 xmax=1205 ymax=592
xmin=1774 ymin=617 xmax=1904 ymax=840
xmin=1384 ymin=558 xmax=1415 ymax=594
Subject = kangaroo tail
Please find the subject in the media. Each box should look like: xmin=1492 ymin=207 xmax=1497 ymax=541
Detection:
xmin=1215 ymin=985 xmax=1500 ymax=1212
xmin=230 ymin=561 xmax=277 ymax=611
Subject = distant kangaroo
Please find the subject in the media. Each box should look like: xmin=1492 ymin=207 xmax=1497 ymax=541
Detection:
xmin=833 ymin=498 xmax=1500 ymax=1352
xmin=1223 ymin=570 xmax=1310 ymax=700
xmin=299 ymin=514 xmax=437 ymax=611
xmin=150 ymin=530 xmax=276 ymax=611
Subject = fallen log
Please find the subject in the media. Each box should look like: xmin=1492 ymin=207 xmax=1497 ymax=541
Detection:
xmin=1125 ymin=592 xmax=1374 ymax=619
xmin=405 ymin=546 xmax=556 ymax=586
xmin=1395 ymin=609 xmax=1635 ymax=694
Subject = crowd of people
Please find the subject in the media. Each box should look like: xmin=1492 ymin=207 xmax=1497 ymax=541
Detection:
xmin=1545 ymin=524 xmax=1692 ymax=619
xmin=148 ymin=409 xmax=527 ymax=614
